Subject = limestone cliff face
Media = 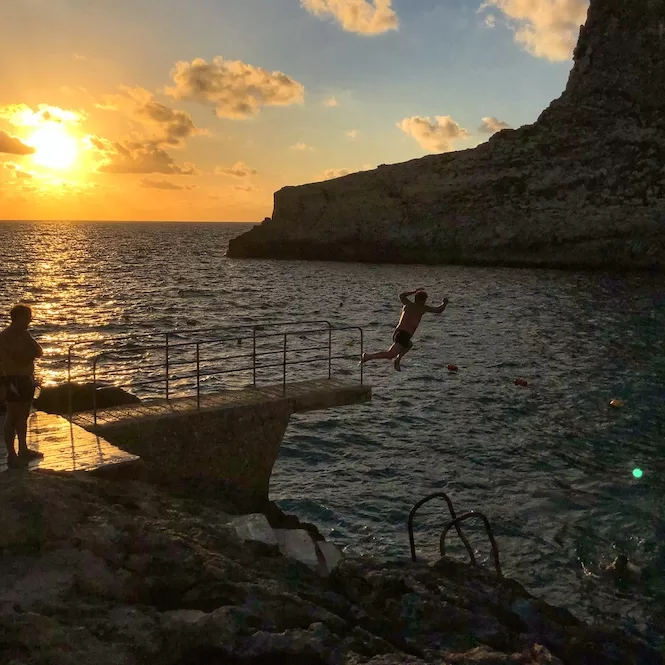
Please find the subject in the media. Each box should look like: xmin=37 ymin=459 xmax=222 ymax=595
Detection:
xmin=228 ymin=0 xmax=665 ymax=270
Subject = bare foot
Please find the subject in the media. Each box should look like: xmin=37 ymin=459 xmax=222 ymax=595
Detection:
xmin=393 ymin=357 xmax=401 ymax=372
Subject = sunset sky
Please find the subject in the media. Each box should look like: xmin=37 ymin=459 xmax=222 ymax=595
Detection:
xmin=2 ymin=0 xmax=588 ymax=222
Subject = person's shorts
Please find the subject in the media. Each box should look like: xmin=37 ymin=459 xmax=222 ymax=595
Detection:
xmin=2 ymin=375 xmax=35 ymax=403
xmin=393 ymin=329 xmax=413 ymax=350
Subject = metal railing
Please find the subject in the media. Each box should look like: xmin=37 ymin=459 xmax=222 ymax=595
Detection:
xmin=407 ymin=491 xmax=503 ymax=578
xmin=62 ymin=321 xmax=364 ymax=424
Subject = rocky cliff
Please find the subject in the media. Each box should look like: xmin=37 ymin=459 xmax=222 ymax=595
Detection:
xmin=228 ymin=0 xmax=665 ymax=270
xmin=1 ymin=471 xmax=662 ymax=664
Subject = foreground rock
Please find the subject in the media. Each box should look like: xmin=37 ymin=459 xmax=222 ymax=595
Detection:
xmin=0 ymin=472 xmax=661 ymax=664
xmin=35 ymin=382 xmax=140 ymax=415
xmin=228 ymin=0 xmax=665 ymax=271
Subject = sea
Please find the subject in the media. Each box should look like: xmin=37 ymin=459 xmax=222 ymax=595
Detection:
xmin=1 ymin=220 xmax=664 ymax=647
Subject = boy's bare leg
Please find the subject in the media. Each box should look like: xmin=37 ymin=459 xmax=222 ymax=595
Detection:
xmin=393 ymin=345 xmax=411 ymax=372
xmin=361 ymin=343 xmax=400 ymax=364
xmin=4 ymin=411 xmax=16 ymax=457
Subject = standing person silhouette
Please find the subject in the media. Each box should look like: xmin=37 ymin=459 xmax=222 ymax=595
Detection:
xmin=0 ymin=304 xmax=44 ymax=468
xmin=361 ymin=288 xmax=449 ymax=371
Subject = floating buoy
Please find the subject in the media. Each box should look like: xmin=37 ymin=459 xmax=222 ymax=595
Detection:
xmin=447 ymin=364 xmax=458 ymax=372
xmin=609 ymin=398 xmax=623 ymax=408
xmin=514 ymin=378 xmax=528 ymax=387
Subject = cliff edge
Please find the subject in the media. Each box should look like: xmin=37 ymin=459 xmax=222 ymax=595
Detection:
xmin=228 ymin=0 xmax=665 ymax=270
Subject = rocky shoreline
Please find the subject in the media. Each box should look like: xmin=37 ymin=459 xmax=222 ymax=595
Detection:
xmin=227 ymin=0 xmax=665 ymax=272
xmin=1 ymin=470 xmax=662 ymax=665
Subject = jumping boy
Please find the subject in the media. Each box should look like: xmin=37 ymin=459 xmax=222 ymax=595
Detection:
xmin=361 ymin=288 xmax=449 ymax=371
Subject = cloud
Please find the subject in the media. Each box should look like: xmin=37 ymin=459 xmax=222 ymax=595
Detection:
xmin=322 ymin=168 xmax=350 ymax=180
xmin=397 ymin=115 xmax=470 ymax=152
xmin=94 ymin=138 xmax=199 ymax=175
xmin=346 ymin=129 xmax=358 ymax=139
xmin=99 ymin=86 xmax=204 ymax=147
xmin=319 ymin=164 xmax=372 ymax=180
xmin=290 ymin=142 xmax=313 ymax=151
xmin=485 ymin=14 xmax=497 ymax=27
xmin=165 ymin=57 xmax=305 ymax=119
xmin=0 ymin=130 xmax=36 ymax=155
xmin=234 ymin=184 xmax=258 ymax=192
xmin=478 ymin=116 xmax=512 ymax=133
xmin=323 ymin=97 xmax=339 ymax=107
xmin=215 ymin=161 xmax=258 ymax=178
xmin=0 ymin=103 xmax=84 ymax=127
xmin=3 ymin=161 xmax=34 ymax=178
xmin=140 ymin=178 xmax=195 ymax=190
xmin=301 ymin=0 xmax=399 ymax=35
xmin=479 ymin=0 xmax=589 ymax=61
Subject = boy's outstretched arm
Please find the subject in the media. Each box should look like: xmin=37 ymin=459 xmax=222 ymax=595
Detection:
xmin=399 ymin=288 xmax=424 ymax=305
xmin=425 ymin=297 xmax=449 ymax=314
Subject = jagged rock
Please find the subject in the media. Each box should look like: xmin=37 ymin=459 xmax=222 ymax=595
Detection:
xmin=35 ymin=382 xmax=140 ymax=415
xmin=0 ymin=473 xmax=661 ymax=665
xmin=228 ymin=0 xmax=665 ymax=271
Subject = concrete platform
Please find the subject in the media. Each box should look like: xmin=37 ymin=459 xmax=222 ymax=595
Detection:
xmin=0 ymin=410 xmax=139 ymax=474
xmin=70 ymin=378 xmax=371 ymax=431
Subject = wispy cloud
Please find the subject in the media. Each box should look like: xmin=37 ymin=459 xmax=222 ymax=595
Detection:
xmin=99 ymin=86 xmax=205 ymax=147
xmin=140 ymin=178 xmax=195 ymax=190
xmin=301 ymin=0 xmax=399 ymax=35
xmin=0 ymin=130 xmax=36 ymax=155
xmin=479 ymin=0 xmax=589 ymax=61
xmin=478 ymin=116 xmax=511 ymax=133
xmin=215 ymin=161 xmax=258 ymax=177
xmin=346 ymin=129 xmax=358 ymax=139
xmin=166 ymin=57 xmax=305 ymax=119
xmin=323 ymin=97 xmax=339 ymax=107
xmin=398 ymin=115 xmax=470 ymax=152
xmin=290 ymin=142 xmax=314 ymax=151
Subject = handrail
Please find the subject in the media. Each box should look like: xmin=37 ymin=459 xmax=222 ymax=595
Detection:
xmin=62 ymin=319 xmax=335 ymax=351
xmin=85 ymin=324 xmax=364 ymax=425
xmin=407 ymin=492 xmax=476 ymax=564
xmin=440 ymin=511 xmax=503 ymax=578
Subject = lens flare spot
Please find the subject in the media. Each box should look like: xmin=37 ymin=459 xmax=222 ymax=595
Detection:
xmin=632 ymin=468 xmax=643 ymax=479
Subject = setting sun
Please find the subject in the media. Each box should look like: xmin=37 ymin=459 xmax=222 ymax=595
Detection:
xmin=28 ymin=124 xmax=79 ymax=170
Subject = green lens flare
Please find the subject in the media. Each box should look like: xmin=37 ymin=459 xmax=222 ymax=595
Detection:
xmin=633 ymin=468 xmax=643 ymax=479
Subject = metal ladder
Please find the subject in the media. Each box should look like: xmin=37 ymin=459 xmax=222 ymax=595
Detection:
xmin=407 ymin=492 xmax=503 ymax=577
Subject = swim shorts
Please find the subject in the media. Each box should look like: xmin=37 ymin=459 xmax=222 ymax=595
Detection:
xmin=2 ymin=375 xmax=35 ymax=402
xmin=393 ymin=329 xmax=413 ymax=350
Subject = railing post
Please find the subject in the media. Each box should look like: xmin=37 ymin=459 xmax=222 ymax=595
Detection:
xmin=282 ymin=333 xmax=287 ymax=396
xmin=360 ymin=328 xmax=364 ymax=386
xmin=328 ymin=328 xmax=332 ymax=379
xmin=165 ymin=333 xmax=170 ymax=401
xmin=67 ymin=348 xmax=72 ymax=420
xmin=92 ymin=358 xmax=98 ymax=427
xmin=196 ymin=342 xmax=200 ymax=410
xmin=252 ymin=326 xmax=257 ymax=387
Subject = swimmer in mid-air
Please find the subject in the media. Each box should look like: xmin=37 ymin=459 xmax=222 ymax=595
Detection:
xmin=361 ymin=288 xmax=449 ymax=371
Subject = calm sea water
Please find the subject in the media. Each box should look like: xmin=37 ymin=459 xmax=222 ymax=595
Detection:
xmin=1 ymin=221 xmax=664 ymax=645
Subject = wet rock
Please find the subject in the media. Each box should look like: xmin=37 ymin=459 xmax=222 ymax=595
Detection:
xmin=36 ymin=382 xmax=140 ymax=415
xmin=0 ymin=472 xmax=661 ymax=665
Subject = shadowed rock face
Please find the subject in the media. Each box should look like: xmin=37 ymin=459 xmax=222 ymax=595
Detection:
xmin=228 ymin=0 xmax=665 ymax=271
xmin=0 ymin=473 xmax=662 ymax=665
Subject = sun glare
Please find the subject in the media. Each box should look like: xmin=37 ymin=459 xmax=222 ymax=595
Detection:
xmin=28 ymin=124 xmax=79 ymax=170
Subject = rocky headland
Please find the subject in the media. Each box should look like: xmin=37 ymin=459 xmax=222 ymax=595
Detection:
xmin=227 ymin=0 xmax=665 ymax=271
xmin=1 ymin=470 xmax=663 ymax=665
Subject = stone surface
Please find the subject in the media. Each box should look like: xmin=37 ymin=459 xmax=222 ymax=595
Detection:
xmin=227 ymin=0 xmax=665 ymax=271
xmin=0 ymin=472 xmax=661 ymax=665
xmin=0 ymin=410 xmax=139 ymax=475
xmin=234 ymin=513 xmax=279 ymax=547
